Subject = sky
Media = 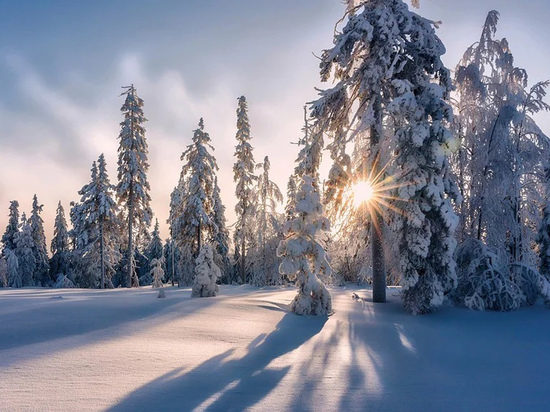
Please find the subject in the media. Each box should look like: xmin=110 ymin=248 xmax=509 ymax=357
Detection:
xmin=0 ymin=0 xmax=549 ymax=243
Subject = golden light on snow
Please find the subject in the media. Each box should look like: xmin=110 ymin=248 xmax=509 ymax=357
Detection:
xmin=352 ymin=180 xmax=375 ymax=208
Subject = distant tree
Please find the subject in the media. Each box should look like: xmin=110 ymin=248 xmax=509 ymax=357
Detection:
xmin=14 ymin=214 xmax=36 ymax=287
xmin=5 ymin=248 xmax=20 ymax=288
xmin=250 ymin=156 xmax=283 ymax=285
xmin=96 ymin=154 xmax=121 ymax=288
xmin=191 ymin=244 xmax=220 ymax=298
xmin=278 ymin=176 xmax=332 ymax=315
xmin=51 ymin=202 xmax=70 ymax=255
xmin=2 ymin=200 xmax=20 ymax=255
xmin=284 ymin=176 xmax=298 ymax=222
xmin=72 ymin=156 xmax=121 ymax=288
xmin=211 ymin=177 xmax=231 ymax=281
xmin=163 ymin=238 xmax=180 ymax=286
xmin=142 ymin=219 xmax=163 ymax=285
xmin=0 ymin=257 xmax=7 ymax=287
xmin=116 ymin=84 xmax=152 ymax=287
xmin=285 ymin=106 xmax=311 ymax=222
xmin=233 ymin=96 xmax=257 ymax=283
xmin=167 ymin=184 xmax=185 ymax=285
xmin=49 ymin=202 xmax=71 ymax=284
xmin=178 ymin=118 xmax=218 ymax=257
xmin=28 ymin=195 xmax=50 ymax=286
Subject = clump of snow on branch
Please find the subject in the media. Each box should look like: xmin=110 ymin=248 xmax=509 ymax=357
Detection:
xmin=277 ymin=176 xmax=332 ymax=316
xmin=191 ymin=244 xmax=220 ymax=298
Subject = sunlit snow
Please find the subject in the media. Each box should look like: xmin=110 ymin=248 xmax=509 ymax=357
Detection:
xmin=1 ymin=285 xmax=549 ymax=411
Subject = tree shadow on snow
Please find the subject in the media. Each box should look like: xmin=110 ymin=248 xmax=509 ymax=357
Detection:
xmin=288 ymin=291 xmax=437 ymax=411
xmin=0 ymin=288 xmax=223 ymax=366
xmin=110 ymin=313 xmax=327 ymax=412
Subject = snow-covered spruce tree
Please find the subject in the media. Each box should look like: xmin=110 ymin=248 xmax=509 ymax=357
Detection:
xmin=71 ymin=163 xmax=100 ymax=288
xmin=285 ymin=176 xmax=298 ymax=222
xmin=451 ymin=11 xmax=550 ymax=263
xmin=166 ymin=184 xmax=185 ymax=285
xmin=72 ymin=156 xmax=121 ymax=288
xmin=96 ymin=154 xmax=121 ymax=288
xmin=312 ymin=0 xmax=458 ymax=313
xmin=233 ymin=96 xmax=257 ymax=284
xmin=49 ymin=202 xmax=71 ymax=286
xmin=163 ymin=238 xmax=180 ymax=286
xmin=277 ymin=176 xmax=332 ymax=315
xmin=5 ymin=248 xmax=21 ymax=288
xmin=14 ymin=214 xmax=36 ymax=287
xmin=28 ymin=195 xmax=50 ymax=286
xmin=191 ymin=244 xmax=220 ymax=298
xmin=250 ymin=156 xmax=283 ymax=285
xmin=538 ymin=167 xmax=550 ymax=281
xmin=116 ymin=84 xmax=152 ymax=287
xmin=177 ymin=118 xmax=218 ymax=259
xmin=285 ymin=106 xmax=312 ymax=222
xmin=0 ymin=257 xmax=7 ymax=287
xmin=2 ymin=200 xmax=20 ymax=255
xmin=150 ymin=257 xmax=165 ymax=288
xmin=141 ymin=219 xmax=163 ymax=285
xmin=211 ymin=177 xmax=231 ymax=282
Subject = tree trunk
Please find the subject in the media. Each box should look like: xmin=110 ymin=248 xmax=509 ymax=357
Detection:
xmin=370 ymin=93 xmax=386 ymax=303
xmin=372 ymin=212 xmax=386 ymax=302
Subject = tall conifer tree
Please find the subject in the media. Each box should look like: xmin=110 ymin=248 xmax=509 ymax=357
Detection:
xmin=313 ymin=0 xmax=458 ymax=312
xmin=233 ymin=96 xmax=256 ymax=283
xmin=2 ymin=200 xmax=20 ymax=255
xmin=178 ymin=118 xmax=218 ymax=257
xmin=29 ymin=195 xmax=49 ymax=286
xmin=116 ymin=85 xmax=152 ymax=287
xmin=49 ymin=202 xmax=70 ymax=282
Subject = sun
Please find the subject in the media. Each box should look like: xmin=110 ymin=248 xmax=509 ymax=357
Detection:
xmin=352 ymin=180 xmax=375 ymax=207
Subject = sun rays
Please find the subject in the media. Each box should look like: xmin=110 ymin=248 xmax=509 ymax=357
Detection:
xmin=350 ymin=159 xmax=411 ymax=228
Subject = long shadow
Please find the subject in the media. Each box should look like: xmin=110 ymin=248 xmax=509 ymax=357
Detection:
xmin=318 ymin=292 xmax=550 ymax=411
xmin=110 ymin=313 xmax=328 ymax=412
xmin=286 ymin=290 xmax=425 ymax=411
xmin=0 ymin=287 xmax=224 ymax=366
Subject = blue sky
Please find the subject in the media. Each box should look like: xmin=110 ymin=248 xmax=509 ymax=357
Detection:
xmin=0 ymin=0 xmax=549 ymax=240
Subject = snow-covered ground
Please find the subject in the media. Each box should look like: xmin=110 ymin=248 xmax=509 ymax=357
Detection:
xmin=1 ymin=285 xmax=548 ymax=411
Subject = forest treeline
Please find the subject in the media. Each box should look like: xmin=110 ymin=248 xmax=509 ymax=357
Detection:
xmin=1 ymin=3 xmax=550 ymax=315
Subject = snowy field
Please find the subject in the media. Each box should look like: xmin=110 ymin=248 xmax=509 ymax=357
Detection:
xmin=1 ymin=285 xmax=549 ymax=412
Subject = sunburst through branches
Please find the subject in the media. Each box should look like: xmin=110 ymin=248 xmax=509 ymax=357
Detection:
xmin=350 ymin=159 xmax=410 ymax=227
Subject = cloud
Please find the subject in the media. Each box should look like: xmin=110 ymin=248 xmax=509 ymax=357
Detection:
xmin=0 ymin=53 xmax=313 ymax=244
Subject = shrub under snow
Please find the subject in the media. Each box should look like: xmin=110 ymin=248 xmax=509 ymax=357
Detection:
xmin=454 ymin=239 xmax=550 ymax=311
xmin=150 ymin=258 xmax=165 ymax=288
xmin=54 ymin=273 xmax=76 ymax=289
xmin=191 ymin=245 xmax=220 ymax=298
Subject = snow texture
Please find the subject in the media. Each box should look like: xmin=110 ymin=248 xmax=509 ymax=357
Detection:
xmin=1 ymin=285 xmax=549 ymax=411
